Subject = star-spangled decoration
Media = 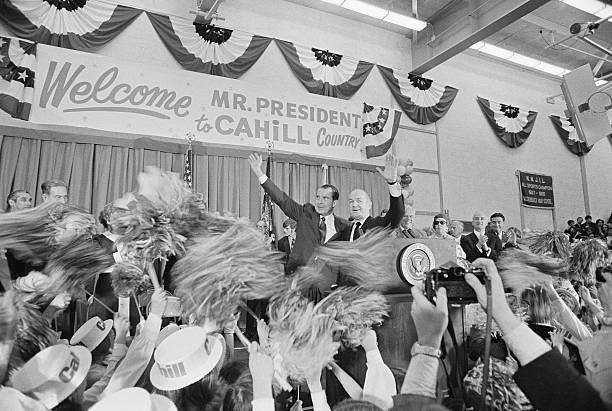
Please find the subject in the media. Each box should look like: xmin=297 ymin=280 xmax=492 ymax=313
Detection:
xmin=408 ymin=73 xmax=433 ymax=90
xmin=194 ymin=23 xmax=233 ymax=45
xmin=500 ymin=104 xmax=520 ymax=118
xmin=477 ymin=96 xmax=537 ymax=148
xmin=312 ymin=48 xmax=342 ymax=67
xmin=43 ymin=0 xmax=87 ymax=11
xmin=0 ymin=36 xmax=36 ymax=120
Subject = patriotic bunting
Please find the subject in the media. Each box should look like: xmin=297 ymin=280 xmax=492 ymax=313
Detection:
xmin=0 ymin=37 xmax=36 ymax=120
xmin=147 ymin=13 xmax=271 ymax=79
xmin=549 ymin=115 xmax=592 ymax=156
xmin=362 ymin=103 xmax=402 ymax=159
xmin=275 ymin=39 xmax=374 ymax=99
xmin=377 ymin=66 xmax=458 ymax=124
xmin=477 ymin=97 xmax=538 ymax=148
xmin=0 ymin=0 xmax=141 ymax=50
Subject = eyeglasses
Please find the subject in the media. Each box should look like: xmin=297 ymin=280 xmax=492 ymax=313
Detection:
xmin=434 ymin=220 xmax=447 ymax=226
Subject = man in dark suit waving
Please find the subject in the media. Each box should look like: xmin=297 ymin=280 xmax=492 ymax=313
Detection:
xmin=461 ymin=211 xmax=503 ymax=262
xmin=340 ymin=155 xmax=404 ymax=241
xmin=248 ymin=153 xmax=349 ymax=275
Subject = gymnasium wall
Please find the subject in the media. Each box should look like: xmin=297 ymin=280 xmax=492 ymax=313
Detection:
xmin=0 ymin=0 xmax=610 ymax=229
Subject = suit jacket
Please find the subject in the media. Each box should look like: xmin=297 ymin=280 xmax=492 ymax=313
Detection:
xmin=398 ymin=227 xmax=427 ymax=239
xmin=277 ymin=235 xmax=292 ymax=264
xmin=513 ymin=350 xmax=610 ymax=411
xmin=262 ymin=179 xmax=348 ymax=274
xmin=460 ymin=232 xmax=502 ymax=262
xmin=339 ymin=193 xmax=405 ymax=241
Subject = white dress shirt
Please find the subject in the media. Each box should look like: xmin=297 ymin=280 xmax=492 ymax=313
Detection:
xmin=473 ymin=230 xmax=491 ymax=256
xmin=320 ymin=214 xmax=336 ymax=244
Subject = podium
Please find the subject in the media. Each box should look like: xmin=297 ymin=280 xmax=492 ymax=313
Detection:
xmin=375 ymin=238 xmax=458 ymax=370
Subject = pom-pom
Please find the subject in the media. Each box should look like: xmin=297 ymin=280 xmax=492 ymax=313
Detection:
xmin=404 ymin=166 xmax=414 ymax=175
xmin=396 ymin=165 xmax=406 ymax=176
xmin=0 ymin=291 xmax=17 ymax=343
xmin=568 ymin=239 xmax=609 ymax=287
xmin=495 ymin=249 xmax=567 ymax=295
xmin=314 ymin=229 xmax=398 ymax=291
xmin=111 ymin=263 xmax=145 ymax=297
xmin=10 ymin=292 xmax=57 ymax=364
xmin=172 ymin=222 xmax=285 ymax=326
xmin=45 ymin=235 xmax=114 ymax=297
xmin=315 ymin=287 xmax=388 ymax=348
xmin=526 ymin=231 xmax=572 ymax=260
xmin=267 ymin=290 xmax=339 ymax=382
xmin=0 ymin=202 xmax=65 ymax=264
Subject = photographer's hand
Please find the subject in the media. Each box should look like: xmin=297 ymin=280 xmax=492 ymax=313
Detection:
xmin=410 ymin=285 xmax=448 ymax=348
xmin=465 ymin=258 xmax=520 ymax=336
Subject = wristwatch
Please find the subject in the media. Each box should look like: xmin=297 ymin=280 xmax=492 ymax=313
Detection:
xmin=410 ymin=342 xmax=441 ymax=359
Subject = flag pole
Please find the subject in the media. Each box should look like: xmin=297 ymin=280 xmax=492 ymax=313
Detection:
xmin=184 ymin=132 xmax=195 ymax=190
xmin=263 ymin=140 xmax=274 ymax=238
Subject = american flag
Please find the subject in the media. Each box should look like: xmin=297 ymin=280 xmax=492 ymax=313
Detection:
xmin=362 ymin=102 xmax=402 ymax=159
xmin=0 ymin=37 xmax=36 ymax=120
xmin=261 ymin=155 xmax=274 ymax=236
xmin=183 ymin=143 xmax=193 ymax=189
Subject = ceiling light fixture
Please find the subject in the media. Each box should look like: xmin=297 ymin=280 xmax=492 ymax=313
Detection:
xmin=479 ymin=43 xmax=514 ymax=59
xmin=341 ymin=0 xmax=388 ymax=19
xmin=471 ymin=41 xmax=572 ymax=77
xmin=319 ymin=0 xmax=345 ymax=5
xmin=318 ymin=0 xmax=427 ymax=31
xmin=560 ymin=0 xmax=612 ymax=22
xmin=383 ymin=11 xmax=427 ymax=31
xmin=508 ymin=53 xmax=541 ymax=68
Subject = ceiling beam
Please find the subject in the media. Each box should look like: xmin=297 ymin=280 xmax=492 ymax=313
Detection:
xmin=411 ymin=0 xmax=552 ymax=74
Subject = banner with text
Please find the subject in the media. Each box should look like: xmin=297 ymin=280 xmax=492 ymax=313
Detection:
xmin=518 ymin=171 xmax=554 ymax=208
xmin=29 ymin=44 xmax=365 ymax=162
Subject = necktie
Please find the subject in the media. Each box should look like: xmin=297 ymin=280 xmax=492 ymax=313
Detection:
xmin=352 ymin=221 xmax=363 ymax=241
xmin=290 ymin=237 xmax=295 ymax=250
xmin=406 ymin=228 xmax=415 ymax=238
xmin=319 ymin=216 xmax=327 ymax=244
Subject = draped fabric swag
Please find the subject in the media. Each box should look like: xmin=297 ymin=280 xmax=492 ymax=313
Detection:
xmin=377 ymin=66 xmax=458 ymax=124
xmin=0 ymin=134 xmax=386 ymax=236
xmin=146 ymin=12 xmax=271 ymax=79
xmin=549 ymin=115 xmax=592 ymax=156
xmin=476 ymin=96 xmax=538 ymax=148
xmin=0 ymin=37 xmax=36 ymax=120
xmin=274 ymin=39 xmax=374 ymax=99
xmin=0 ymin=0 xmax=142 ymax=50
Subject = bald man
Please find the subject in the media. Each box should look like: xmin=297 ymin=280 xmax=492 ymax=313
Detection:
xmin=398 ymin=206 xmax=426 ymax=239
xmin=460 ymin=211 xmax=502 ymax=262
xmin=338 ymin=156 xmax=404 ymax=241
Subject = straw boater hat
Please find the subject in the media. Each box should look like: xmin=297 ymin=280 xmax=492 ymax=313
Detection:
xmin=10 ymin=345 xmax=92 ymax=409
xmin=90 ymin=387 xmax=177 ymax=411
xmin=156 ymin=323 xmax=180 ymax=347
xmin=70 ymin=316 xmax=114 ymax=351
xmin=150 ymin=326 xmax=224 ymax=391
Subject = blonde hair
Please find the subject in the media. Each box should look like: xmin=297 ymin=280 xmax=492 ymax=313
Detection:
xmin=521 ymin=286 xmax=554 ymax=324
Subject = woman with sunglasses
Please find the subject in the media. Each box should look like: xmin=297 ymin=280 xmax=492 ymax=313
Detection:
xmin=429 ymin=214 xmax=453 ymax=239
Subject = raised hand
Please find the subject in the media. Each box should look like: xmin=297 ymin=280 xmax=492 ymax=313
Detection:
xmin=465 ymin=258 xmax=521 ymax=335
xmin=376 ymin=154 xmax=399 ymax=184
xmin=248 ymin=153 xmax=265 ymax=178
xmin=410 ymin=284 xmax=448 ymax=348
xmin=248 ymin=342 xmax=274 ymax=399
xmin=149 ymin=289 xmax=168 ymax=317
xmin=113 ymin=314 xmax=130 ymax=344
